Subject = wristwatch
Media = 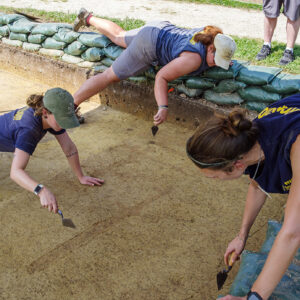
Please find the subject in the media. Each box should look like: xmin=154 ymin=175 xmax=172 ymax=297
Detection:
xmin=34 ymin=184 xmax=44 ymax=195
xmin=247 ymin=291 xmax=263 ymax=300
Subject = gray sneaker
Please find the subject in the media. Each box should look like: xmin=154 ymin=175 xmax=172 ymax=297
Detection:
xmin=279 ymin=49 xmax=295 ymax=65
xmin=256 ymin=44 xmax=271 ymax=61
xmin=73 ymin=8 xmax=92 ymax=32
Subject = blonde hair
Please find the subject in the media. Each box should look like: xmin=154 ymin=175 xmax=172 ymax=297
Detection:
xmin=26 ymin=94 xmax=45 ymax=116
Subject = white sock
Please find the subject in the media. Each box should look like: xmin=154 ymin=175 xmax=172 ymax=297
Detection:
xmin=286 ymin=47 xmax=293 ymax=53
xmin=263 ymin=42 xmax=271 ymax=48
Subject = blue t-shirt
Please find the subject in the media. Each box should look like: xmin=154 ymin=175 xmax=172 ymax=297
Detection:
xmin=0 ymin=107 xmax=65 ymax=155
xmin=245 ymin=93 xmax=300 ymax=194
xmin=156 ymin=23 xmax=209 ymax=75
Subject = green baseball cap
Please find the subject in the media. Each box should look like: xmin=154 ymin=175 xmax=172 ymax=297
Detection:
xmin=43 ymin=88 xmax=80 ymax=129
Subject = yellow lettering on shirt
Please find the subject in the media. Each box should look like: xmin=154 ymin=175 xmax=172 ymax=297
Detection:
xmin=282 ymin=178 xmax=292 ymax=192
xmin=258 ymin=106 xmax=300 ymax=119
xmin=13 ymin=107 xmax=27 ymax=120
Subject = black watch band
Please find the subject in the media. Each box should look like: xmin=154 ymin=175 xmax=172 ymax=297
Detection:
xmin=34 ymin=184 xmax=44 ymax=195
xmin=247 ymin=291 xmax=263 ymax=300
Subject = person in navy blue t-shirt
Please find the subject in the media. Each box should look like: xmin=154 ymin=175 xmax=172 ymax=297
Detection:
xmin=186 ymin=93 xmax=300 ymax=300
xmin=71 ymin=8 xmax=236 ymax=126
xmin=1 ymin=88 xmax=104 ymax=214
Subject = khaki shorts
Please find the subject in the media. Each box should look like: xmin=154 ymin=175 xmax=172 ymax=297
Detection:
xmin=263 ymin=0 xmax=300 ymax=21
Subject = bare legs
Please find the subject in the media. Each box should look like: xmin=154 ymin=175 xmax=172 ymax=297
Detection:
xmin=263 ymin=16 xmax=277 ymax=43
xmin=286 ymin=17 xmax=300 ymax=48
xmin=89 ymin=16 xmax=127 ymax=48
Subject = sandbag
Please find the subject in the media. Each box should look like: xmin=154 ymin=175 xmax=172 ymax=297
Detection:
xmin=9 ymin=32 xmax=27 ymax=42
xmin=260 ymin=220 xmax=282 ymax=253
xmin=229 ymin=250 xmax=300 ymax=300
xmin=31 ymin=23 xmax=73 ymax=36
xmin=101 ymin=57 xmax=114 ymax=67
xmin=144 ymin=67 xmax=156 ymax=79
xmin=77 ymin=61 xmax=101 ymax=68
xmin=64 ymin=41 xmax=87 ymax=56
xmin=42 ymin=37 xmax=66 ymax=50
xmin=238 ymin=87 xmax=281 ymax=103
xmin=39 ymin=48 xmax=64 ymax=57
xmin=28 ymin=33 xmax=47 ymax=44
xmin=0 ymin=25 xmax=9 ymax=37
xmin=102 ymin=44 xmax=124 ymax=60
xmin=78 ymin=32 xmax=112 ymax=48
xmin=22 ymin=42 xmax=41 ymax=52
xmin=212 ymin=79 xmax=247 ymax=93
xmin=81 ymin=47 xmax=104 ymax=62
xmin=2 ymin=37 xmax=23 ymax=47
xmin=0 ymin=14 xmax=25 ymax=25
xmin=61 ymin=53 xmax=84 ymax=64
xmin=53 ymin=28 xmax=80 ymax=44
xmin=8 ymin=19 xmax=37 ymax=33
xmin=243 ymin=101 xmax=268 ymax=112
xmin=185 ymin=77 xmax=216 ymax=89
xmin=93 ymin=65 xmax=108 ymax=74
xmin=128 ymin=76 xmax=148 ymax=83
xmin=204 ymin=90 xmax=244 ymax=105
xmin=236 ymin=65 xmax=282 ymax=85
xmin=176 ymin=84 xmax=203 ymax=98
xmin=262 ymin=73 xmax=300 ymax=95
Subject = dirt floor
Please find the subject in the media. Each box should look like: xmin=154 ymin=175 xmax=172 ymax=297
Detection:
xmin=0 ymin=68 xmax=287 ymax=300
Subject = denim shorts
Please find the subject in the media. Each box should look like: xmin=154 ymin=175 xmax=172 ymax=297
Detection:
xmin=112 ymin=21 xmax=169 ymax=80
xmin=263 ymin=0 xmax=300 ymax=21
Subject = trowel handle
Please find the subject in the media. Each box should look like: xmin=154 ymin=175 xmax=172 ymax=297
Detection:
xmin=58 ymin=209 xmax=64 ymax=218
xmin=228 ymin=252 xmax=236 ymax=267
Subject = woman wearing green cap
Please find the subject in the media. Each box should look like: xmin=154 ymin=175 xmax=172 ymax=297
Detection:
xmin=72 ymin=8 xmax=236 ymax=126
xmin=0 ymin=87 xmax=104 ymax=213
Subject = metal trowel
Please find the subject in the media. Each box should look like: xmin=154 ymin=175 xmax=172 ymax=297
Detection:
xmin=58 ymin=209 xmax=76 ymax=228
xmin=217 ymin=252 xmax=236 ymax=290
xmin=151 ymin=125 xmax=159 ymax=136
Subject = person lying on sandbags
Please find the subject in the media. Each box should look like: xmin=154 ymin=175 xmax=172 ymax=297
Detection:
xmin=186 ymin=92 xmax=300 ymax=300
xmin=72 ymin=8 xmax=236 ymax=126
xmin=0 ymin=88 xmax=104 ymax=213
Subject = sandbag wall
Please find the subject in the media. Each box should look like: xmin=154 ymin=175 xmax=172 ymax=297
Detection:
xmin=0 ymin=13 xmax=300 ymax=113
xmin=218 ymin=220 xmax=300 ymax=299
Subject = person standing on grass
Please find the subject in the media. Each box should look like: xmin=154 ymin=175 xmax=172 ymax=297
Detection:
xmin=72 ymin=8 xmax=236 ymax=126
xmin=186 ymin=93 xmax=300 ymax=300
xmin=256 ymin=0 xmax=300 ymax=65
xmin=0 ymin=88 xmax=104 ymax=213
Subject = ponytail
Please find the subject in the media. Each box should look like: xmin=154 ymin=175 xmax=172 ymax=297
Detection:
xmin=26 ymin=94 xmax=45 ymax=116
xmin=193 ymin=25 xmax=223 ymax=48
xmin=186 ymin=108 xmax=259 ymax=170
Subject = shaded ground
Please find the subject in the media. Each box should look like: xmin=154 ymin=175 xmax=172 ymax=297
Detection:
xmin=0 ymin=69 xmax=286 ymax=299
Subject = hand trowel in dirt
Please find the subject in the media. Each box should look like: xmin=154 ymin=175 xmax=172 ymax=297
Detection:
xmin=58 ymin=209 xmax=76 ymax=228
xmin=217 ymin=252 xmax=236 ymax=290
xmin=151 ymin=125 xmax=159 ymax=136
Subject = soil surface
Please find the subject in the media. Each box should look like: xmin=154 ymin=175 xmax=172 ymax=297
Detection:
xmin=0 ymin=68 xmax=287 ymax=299
xmin=4 ymin=0 xmax=299 ymax=44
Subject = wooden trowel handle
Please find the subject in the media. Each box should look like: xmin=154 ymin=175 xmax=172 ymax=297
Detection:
xmin=228 ymin=252 xmax=236 ymax=267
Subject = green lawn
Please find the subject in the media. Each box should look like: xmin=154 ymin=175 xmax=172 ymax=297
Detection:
xmin=0 ymin=5 xmax=299 ymax=73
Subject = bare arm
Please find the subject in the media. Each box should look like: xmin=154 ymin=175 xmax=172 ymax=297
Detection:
xmin=55 ymin=132 xmax=104 ymax=186
xmin=153 ymin=51 xmax=202 ymax=125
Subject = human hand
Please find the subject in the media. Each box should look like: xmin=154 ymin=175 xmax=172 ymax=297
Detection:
xmin=39 ymin=187 xmax=58 ymax=213
xmin=224 ymin=235 xmax=246 ymax=265
xmin=153 ymin=108 xmax=168 ymax=126
xmin=79 ymin=176 xmax=104 ymax=186
xmin=218 ymin=295 xmax=246 ymax=300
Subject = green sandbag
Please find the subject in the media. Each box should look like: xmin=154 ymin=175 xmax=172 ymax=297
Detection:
xmin=0 ymin=25 xmax=9 ymax=37
xmin=185 ymin=77 xmax=216 ymax=89
xmin=42 ymin=37 xmax=66 ymax=50
xmin=177 ymin=84 xmax=203 ymax=98
xmin=102 ymin=44 xmax=124 ymax=60
xmin=202 ymin=60 xmax=249 ymax=80
xmin=28 ymin=34 xmax=47 ymax=44
xmin=64 ymin=41 xmax=87 ymax=56
xmin=22 ymin=42 xmax=41 ymax=52
xmin=31 ymin=23 xmax=73 ymax=36
xmin=262 ymin=73 xmax=300 ymax=95
xmin=168 ymin=79 xmax=184 ymax=86
xmin=93 ymin=64 xmax=108 ymax=74
xmin=9 ymin=32 xmax=27 ymax=42
xmin=236 ymin=65 xmax=282 ymax=85
xmin=53 ymin=28 xmax=80 ymax=44
xmin=0 ymin=14 xmax=25 ymax=25
xmin=144 ymin=67 xmax=156 ymax=79
xmin=229 ymin=250 xmax=300 ymax=300
xmin=260 ymin=220 xmax=282 ymax=253
xmin=238 ymin=87 xmax=281 ymax=103
xmin=128 ymin=76 xmax=148 ymax=83
xmin=78 ymin=32 xmax=112 ymax=48
xmin=243 ymin=101 xmax=268 ymax=112
xmin=101 ymin=57 xmax=114 ymax=67
xmin=2 ymin=37 xmax=23 ymax=47
xmin=8 ymin=19 xmax=37 ymax=33
xmin=204 ymin=90 xmax=244 ymax=105
xmin=81 ymin=47 xmax=104 ymax=62
xmin=212 ymin=79 xmax=247 ymax=93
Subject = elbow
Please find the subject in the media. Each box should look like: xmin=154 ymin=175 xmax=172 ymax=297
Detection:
xmin=280 ymin=227 xmax=300 ymax=247
xmin=10 ymin=168 xmax=17 ymax=182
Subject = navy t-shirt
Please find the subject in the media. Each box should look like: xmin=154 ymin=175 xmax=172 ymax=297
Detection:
xmin=0 ymin=107 xmax=65 ymax=155
xmin=156 ymin=23 xmax=209 ymax=76
xmin=245 ymin=93 xmax=300 ymax=194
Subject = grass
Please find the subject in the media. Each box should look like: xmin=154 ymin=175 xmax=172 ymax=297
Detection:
xmin=0 ymin=5 xmax=299 ymax=73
